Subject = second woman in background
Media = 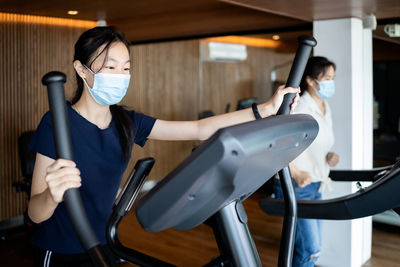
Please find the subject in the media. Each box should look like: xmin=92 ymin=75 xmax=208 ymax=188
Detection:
xmin=274 ymin=56 xmax=340 ymax=267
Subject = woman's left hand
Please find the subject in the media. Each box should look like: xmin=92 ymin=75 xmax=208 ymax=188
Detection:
xmin=262 ymin=85 xmax=301 ymax=115
xmin=326 ymin=152 xmax=339 ymax=167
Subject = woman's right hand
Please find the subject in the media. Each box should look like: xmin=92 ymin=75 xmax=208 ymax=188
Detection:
xmin=294 ymin=170 xmax=312 ymax=187
xmin=289 ymin=163 xmax=312 ymax=187
xmin=45 ymin=159 xmax=81 ymax=203
xmin=262 ymin=85 xmax=301 ymax=115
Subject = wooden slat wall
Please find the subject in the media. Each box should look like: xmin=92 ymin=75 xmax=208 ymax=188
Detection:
xmin=201 ymin=59 xmax=255 ymax=114
xmin=246 ymin=46 xmax=294 ymax=101
xmin=0 ymin=14 xmax=293 ymax=222
xmin=122 ymin=40 xmax=201 ymax=181
xmin=0 ymin=13 xmax=96 ymax=221
xmin=200 ymin=46 xmax=294 ymax=114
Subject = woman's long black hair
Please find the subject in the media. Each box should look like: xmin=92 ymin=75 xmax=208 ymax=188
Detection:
xmin=72 ymin=26 xmax=133 ymax=162
xmin=300 ymin=56 xmax=336 ymax=95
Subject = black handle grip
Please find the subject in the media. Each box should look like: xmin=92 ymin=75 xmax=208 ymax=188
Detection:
xmin=277 ymin=35 xmax=317 ymax=115
xmin=114 ymin=158 xmax=155 ymax=217
xmin=43 ymin=71 xmax=109 ymax=266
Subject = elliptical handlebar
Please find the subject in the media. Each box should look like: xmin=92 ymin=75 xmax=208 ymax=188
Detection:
xmin=43 ymin=71 xmax=111 ymax=267
xmin=277 ymin=35 xmax=317 ymax=115
xmin=274 ymin=35 xmax=317 ymax=267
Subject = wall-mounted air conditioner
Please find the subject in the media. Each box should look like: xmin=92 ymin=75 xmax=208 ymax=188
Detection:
xmin=201 ymin=41 xmax=247 ymax=62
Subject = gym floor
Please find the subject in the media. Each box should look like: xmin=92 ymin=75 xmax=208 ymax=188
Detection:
xmin=1 ymin=192 xmax=400 ymax=266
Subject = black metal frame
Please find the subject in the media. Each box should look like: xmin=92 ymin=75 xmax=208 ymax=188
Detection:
xmin=260 ymin=162 xmax=400 ymax=220
xmin=329 ymin=165 xmax=393 ymax=182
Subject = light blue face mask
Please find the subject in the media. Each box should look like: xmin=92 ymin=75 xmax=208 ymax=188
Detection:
xmin=82 ymin=65 xmax=130 ymax=106
xmin=314 ymin=79 xmax=335 ymax=99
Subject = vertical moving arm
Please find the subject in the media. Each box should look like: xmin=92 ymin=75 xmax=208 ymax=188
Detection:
xmin=276 ymin=36 xmax=317 ymax=267
xmin=42 ymin=71 xmax=111 ymax=267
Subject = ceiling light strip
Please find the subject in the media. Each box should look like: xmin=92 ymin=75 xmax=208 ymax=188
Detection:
xmin=0 ymin=12 xmax=97 ymax=28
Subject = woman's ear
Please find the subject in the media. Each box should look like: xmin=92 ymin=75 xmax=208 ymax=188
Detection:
xmin=305 ymin=76 xmax=316 ymax=88
xmin=73 ymin=60 xmax=86 ymax=79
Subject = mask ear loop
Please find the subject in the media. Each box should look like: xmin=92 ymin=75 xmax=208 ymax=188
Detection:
xmin=82 ymin=64 xmax=96 ymax=90
xmin=83 ymin=64 xmax=97 ymax=75
xmin=310 ymin=79 xmax=321 ymax=95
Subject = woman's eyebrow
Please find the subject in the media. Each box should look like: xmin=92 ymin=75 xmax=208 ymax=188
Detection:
xmin=106 ymin=57 xmax=131 ymax=64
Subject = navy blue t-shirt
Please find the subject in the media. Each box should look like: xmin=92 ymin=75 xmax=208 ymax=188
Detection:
xmin=29 ymin=103 xmax=156 ymax=254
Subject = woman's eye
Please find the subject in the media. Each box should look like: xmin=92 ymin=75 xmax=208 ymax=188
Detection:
xmin=124 ymin=68 xmax=130 ymax=71
xmin=106 ymin=66 xmax=114 ymax=69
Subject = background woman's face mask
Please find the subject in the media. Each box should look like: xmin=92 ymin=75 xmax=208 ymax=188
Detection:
xmin=83 ymin=64 xmax=130 ymax=106
xmin=314 ymin=79 xmax=335 ymax=99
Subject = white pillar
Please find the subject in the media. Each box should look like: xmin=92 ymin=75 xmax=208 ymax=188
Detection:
xmin=313 ymin=18 xmax=373 ymax=267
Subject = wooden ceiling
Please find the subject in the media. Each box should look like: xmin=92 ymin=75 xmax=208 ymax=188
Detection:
xmin=0 ymin=0 xmax=308 ymax=43
xmin=0 ymin=0 xmax=399 ymax=44
xmin=221 ymin=0 xmax=400 ymax=21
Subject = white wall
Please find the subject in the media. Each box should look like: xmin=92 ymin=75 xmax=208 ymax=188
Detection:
xmin=313 ymin=17 xmax=373 ymax=267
